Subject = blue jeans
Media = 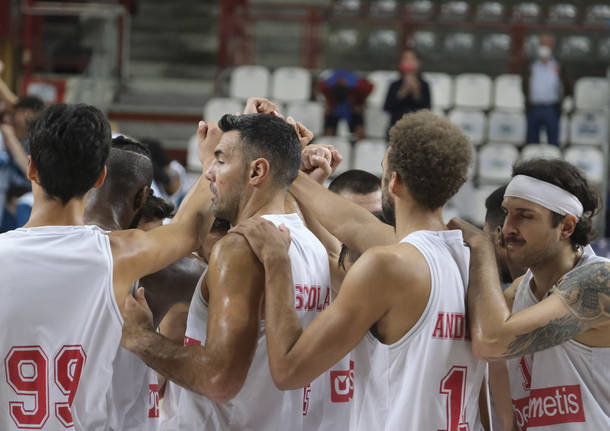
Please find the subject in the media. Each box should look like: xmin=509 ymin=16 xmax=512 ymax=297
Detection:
xmin=526 ymin=105 xmax=560 ymax=146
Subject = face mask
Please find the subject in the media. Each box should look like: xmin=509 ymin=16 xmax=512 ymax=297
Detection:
xmin=538 ymin=45 xmax=551 ymax=60
xmin=400 ymin=60 xmax=417 ymax=74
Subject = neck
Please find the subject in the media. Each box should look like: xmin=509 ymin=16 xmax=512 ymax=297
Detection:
xmin=25 ymin=186 xmax=87 ymax=228
xmin=234 ymin=188 xmax=287 ymax=225
xmin=530 ymin=243 xmax=580 ymax=299
xmin=394 ymin=200 xmax=446 ymax=240
xmin=84 ymin=195 xmax=131 ymax=231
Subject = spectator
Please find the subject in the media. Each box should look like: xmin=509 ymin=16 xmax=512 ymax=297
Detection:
xmin=319 ymin=70 xmax=373 ymax=139
xmin=383 ymin=48 xmax=431 ymax=133
xmin=522 ymin=34 xmax=570 ymax=147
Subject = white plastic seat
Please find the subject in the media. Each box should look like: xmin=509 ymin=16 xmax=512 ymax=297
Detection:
xmin=229 ymin=65 xmax=270 ymax=100
xmin=574 ymin=77 xmax=610 ymax=111
xmin=364 ymin=106 xmax=391 ymax=139
xmin=488 ymin=111 xmax=526 ymax=145
xmin=570 ymin=111 xmax=607 ymax=146
xmin=478 ymin=143 xmax=519 ymax=183
xmin=353 ymin=139 xmax=387 ymax=176
xmin=448 ymin=109 xmax=487 ymax=146
xmin=422 ymin=72 xmax=453 ymax=110
xmin=454 ymin=73 xmax=492 ymax=110
xmin=367 ymin=70 xmax=400 ymax=107
xmin=314 ymin=136 xmax=352 ymax=175
xmin=564 ymin=146 xmax=604 ymax=184
xmin=494 ymin=75 xmax=524 ymax=111
xmin=271 ymin=67 xmax=311 ymax=102
xmin=203 ymin=98 xmax=243 ymax=123
xmin=286 ymin=101 xmax=324 ymax=136
xmin=186 ymin=133 xmax=202 ymax=172
xmin=521 ymin=144 xmax=562 ymax=161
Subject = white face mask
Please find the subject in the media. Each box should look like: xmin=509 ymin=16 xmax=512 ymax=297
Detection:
xmin=538 ymin=45 xmax=552 ymax=59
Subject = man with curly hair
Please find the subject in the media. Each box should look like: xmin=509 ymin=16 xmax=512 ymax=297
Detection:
xmin=231 ymin=110 xmax=487 ymax=430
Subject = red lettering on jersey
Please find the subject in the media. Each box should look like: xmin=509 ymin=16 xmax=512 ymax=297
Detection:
xmin=330 ymin=360 xmax=354 ymax=403
xmin=295 ymin=285 xmax=304 ymax=310
xmin=432 ymin=312 xmax=468 ymax=340
xmin=295 ymin=285 xmax=331 ymax=312
xmin=184 ymin=336 xmax=201 ymax=346
xmin=512 ymin=385 xmax=585 ymax=429
xmin=307 ymin=286 xmax=318 ymax=310
xmin=148 ymin=383 xmax=160 ymax=418
xmin=302 ymin=384 xmax=311 ymax=416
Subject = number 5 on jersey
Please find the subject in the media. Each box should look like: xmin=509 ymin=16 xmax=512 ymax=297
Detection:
xmin=5 ymin=345 xmax=86 ymax=429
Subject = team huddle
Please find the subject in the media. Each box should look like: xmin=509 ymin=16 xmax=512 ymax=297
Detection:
xmin=0 ymin=97 xmax=608 ymax=430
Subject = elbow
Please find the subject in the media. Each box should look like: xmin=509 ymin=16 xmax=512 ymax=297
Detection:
xmin=471 ymin=332 xmax=506 ymax=361
xmin=194 ymin=372 xmax=244 ymax=403
xmin=270 ymin=362 xmax=303 ymax=391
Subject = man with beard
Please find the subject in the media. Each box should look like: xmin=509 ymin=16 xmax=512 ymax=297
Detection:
xmin=121 ymin=112 xmax=336 ymax=431
xmin=231 ymin=110 xmax=487 ymax=430
xmin=450 ymin=158 xmax=610 ymax=430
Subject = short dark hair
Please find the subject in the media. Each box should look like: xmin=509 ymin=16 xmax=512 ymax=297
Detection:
xmin=105 ymin=146 xmax=153 ymax=197
xmin=387 ymin=110 xmax=471 ymax=209
xmin=15 ymin=96 xmax=45 ymax=113
xmin=512 ymin=159 xmax=599 ymax=246
xmin=112 ymin=135 xmax=151 ymax=159
xmin=138 ymin=190 xmax=175 ymax=223
xmin=29 ymin=103 xmax=111 ymax=204
xmin=218 ymin=113 xmax=301 ymax=188
xmin=328 ymin=169 xmax=381 ymax=195
xmin=485 ymin=185 xmax=507 ymax=229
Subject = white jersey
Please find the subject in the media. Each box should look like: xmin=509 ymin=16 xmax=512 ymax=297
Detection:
xmin=0 ymin=225 xmax=123 ymax=430
xmin=168 ymin=213 xmax=334 ymax=431
xmin=508 ymin=247 xmax=610 ymax=430
xmin=107 ymin=347 xmax=160 ymax=431
xmin=350 ymin=230 xmax=486 ymax=431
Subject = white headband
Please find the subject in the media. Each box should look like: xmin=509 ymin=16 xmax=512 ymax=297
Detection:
xmin=504 ymin=175 xmax=584 ymax=218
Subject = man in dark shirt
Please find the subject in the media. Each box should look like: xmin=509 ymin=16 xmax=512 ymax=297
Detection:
xmin=383 ymin=49 xmax=431 ymax=133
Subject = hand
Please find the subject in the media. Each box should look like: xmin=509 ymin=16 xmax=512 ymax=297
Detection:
xmin=197 ymin=120 xmax=222 ymax=168
xmin=244 ymin=97 xmax=279 ymax=116
xmin=286 ymin=116 xmax=314 ymax=149
xmin=229 ymin=217 xmax=291 ymax=264
xmin=447 ymin=218 xmax=493 ymax=250
xmin=301 ymin=144 xmax=333 ymax=184
xmin=120 ymin=287 xmax=155 ymax=352
xmin=0 ymin=123 xmax=16 ymax=138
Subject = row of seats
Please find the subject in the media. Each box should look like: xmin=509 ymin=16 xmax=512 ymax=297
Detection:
xmin=204 ymin=96 xmax=608 ymax=146
xmin=227 ymin=66 xmax=610 ymax=113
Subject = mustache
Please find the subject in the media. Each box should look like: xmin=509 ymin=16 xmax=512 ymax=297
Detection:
xmin=500 ymin=233 xmax=526 ymax=247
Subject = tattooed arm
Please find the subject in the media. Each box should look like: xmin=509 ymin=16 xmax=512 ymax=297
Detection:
xmin=450 ymin=218 xmax=610 ymax=360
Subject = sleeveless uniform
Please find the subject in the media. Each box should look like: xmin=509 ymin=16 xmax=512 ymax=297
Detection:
xmin=350 ymin=230 xmax=486 ymax=431
xmin=508 ymin=247 xmax=610 ymax=430
xmin=167 ymin=213 xmax=335 ymax=431
xmin=0 ymin=225 xmax=122 ymax=430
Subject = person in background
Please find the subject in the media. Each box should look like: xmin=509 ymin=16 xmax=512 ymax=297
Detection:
xmin=522 ymin=33 xmax=570 ymax=147
xmin=319 ymin=70 xmax=373 ymax=139
xmin=384 ymin=48 xmax=431 ymax=134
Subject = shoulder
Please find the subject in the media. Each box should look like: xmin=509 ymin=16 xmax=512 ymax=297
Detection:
xmin=352 ymin=243 xmax=427 ymax=284
xmin=208 ymin=233 xmax=263 ymax=276
xmin=108 ymin=228 xmax=146 ymax=254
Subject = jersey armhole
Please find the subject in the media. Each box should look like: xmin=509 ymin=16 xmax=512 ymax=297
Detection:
xmin=103 ymin=232 xmax=124 ymax=327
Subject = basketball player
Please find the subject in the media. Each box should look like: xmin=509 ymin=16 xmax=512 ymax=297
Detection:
xmin=449 ymin=158 xmax=610 ymax=430
xmin=121 ymin=113 xmax=335 ymax=430
xmin=231 ymin=110 xmax=487 ymax=430
xmin=0 ymin=103 xmax=213 ymax=430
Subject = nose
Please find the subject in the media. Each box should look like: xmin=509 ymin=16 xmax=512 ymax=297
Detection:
xmin=502 ymin=214 xmax=518 ymax=238
xmin=205 ymin=163 xmax=215 ymax=183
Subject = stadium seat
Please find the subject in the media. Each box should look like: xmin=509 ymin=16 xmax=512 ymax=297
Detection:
xmin=586 ymin=5 xmax=610 ymax=24
xmin=333 ymin=0 xmax=360 ymax=12
xmin=564 ymin=146 xmax=604 ymax=184
xmin=364 ymin=106 xmax=391 ymax=139
xmin=559 ymin=36 xmax=593 ymax=60
xmin=475 ymin=2 xmax=504 ymax=21
xmin=422 ymin=72 xmax=453 ymax=110
xmin=599 ymin=37 xmax=610 ymax=60
xmin=186 ymin=133 xmax=202 ymax=172
xmin=570 ymin=111 xmax=607 ymax=146
xmin=367 ymin=70 xmax=400 ymax=107
xmin=520 ymin=144 xmax=562 ymax=161
xmin=314 ymin=136 xmax=352 ymax=175
xmin=353 ymin=139 xmax=386 ymax=176
xmin=494 ymin=75 xmax=524 ymax=111
xmin=204 ymin=98 xmax=243 ymax=123
xmin=454 ymin=74 xmax=492 ymax=110
xmin=448 ymin=109 xmax=487 ymax=146
xmin=368 ymin=30 xmax=397 ymax=51
xmin=413 ymin=31 xmax=437 ymax=52
xmin=271 ymin=67 xmax=311 ymax=102
xmin=478 ymin=143 xmax=519 ymax=184
xmin=440 ymin=1 xmax=469 ymax=20
xmin=547 ymin=4 xmax=577 ymax=24
xmin=574 ymin=77 xmax=609 ymax=111
xmin=443 ymin=33 xmax=475 ymax=56
xmin=230 ymin=66 xmax=270 ymax=100
xmin=488 ymin=111 xmax=526 ymax=144
xmin=481 ymin=34 xmax=511 ymax=59
xmin=512 ymin=3 xmax=540 ymax=23
xmin=286 ymin=101 xmax=325 ymax=136
xmin=372 ymin=0 xmax=397 ymax=14
xmin=405 ymin=0 xmax=434 ymax=20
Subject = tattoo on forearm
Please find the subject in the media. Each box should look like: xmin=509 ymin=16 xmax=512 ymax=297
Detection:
xmin=503 ymin=261 xmax=610 ymax=358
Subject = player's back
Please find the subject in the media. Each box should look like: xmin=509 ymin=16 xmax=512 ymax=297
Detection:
xmin=350 ymin=229 xmax=486 ymax=431
xmin=0 ymin=225 xmax=123 ymax=430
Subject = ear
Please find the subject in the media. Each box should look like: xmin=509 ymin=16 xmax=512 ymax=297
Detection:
xmin=388 ymin=171 xmax=401 ymax=196
xmin=133 ymin=185 xmax=150 ymax=212
xmin=248 ymin=158 xmax=271 ymax=187
xmin=26 ymin=156 xmax=39 ymax=184
xmin=92 ymin=166 xmax=107 ymax=189
xmin=559 ymin=214 xmax=578 ymax=241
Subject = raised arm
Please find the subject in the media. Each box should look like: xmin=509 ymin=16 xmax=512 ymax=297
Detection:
xmin=121 ymin=234 xmax=264 ymax=401
xmin=450 ymin=218 xmax=610 ymax=360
